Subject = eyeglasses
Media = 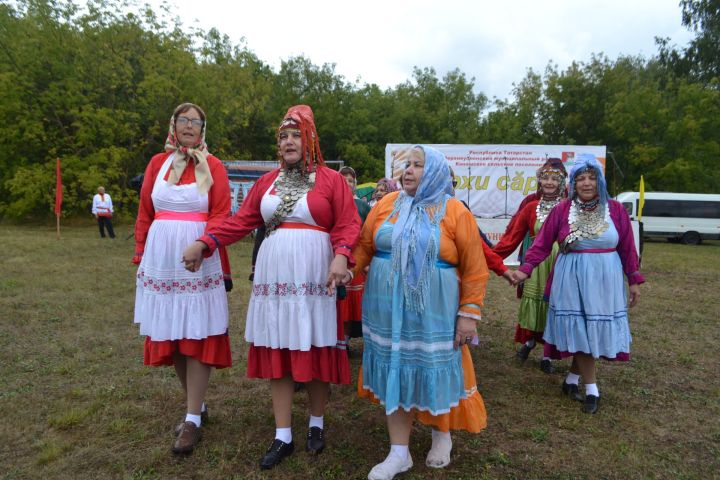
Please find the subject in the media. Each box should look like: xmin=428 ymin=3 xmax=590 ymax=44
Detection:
xmin=176 ymin=116 xmax=204 ymax=129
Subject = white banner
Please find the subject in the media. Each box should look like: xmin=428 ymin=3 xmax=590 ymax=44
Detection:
xmin=385 ymin=144 xmax=606 ymax=219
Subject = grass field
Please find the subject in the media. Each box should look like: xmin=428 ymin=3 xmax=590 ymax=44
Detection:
xmin=1 ymin=224 xmax=719 ymax=479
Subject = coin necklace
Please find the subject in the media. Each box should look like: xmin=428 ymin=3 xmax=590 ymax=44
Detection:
xmin=265 ymin=168 xmax=316 ymax=236
xmin=536 ymin=195 xmax=561 ymax=223
xmin=562 ymin=197 xmax=609 ymax=251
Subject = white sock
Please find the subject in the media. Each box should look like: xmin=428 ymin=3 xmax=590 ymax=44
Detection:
xmin=565 ymin=373 xmax=580 ymax=385
xmin=309 ymin=415 xmax=324 ymax=429
xmin=431 ymin=429 xmax=451 ymax=444
xmin=390 ymin=444 xmax=409 ymax=461
xmin=525 ymin=339 xmax=536 ymax=348
xmin=201 ymin=402 xmax=207 ymax=413
xmin=585 ymin=383 xmax=599 ymax=397
xmin=275 ymin=427 xmax=292 ymax=443
xmin=542 ymin=356 xmax=551 ymax=361
xmin=185 ymin=413 xmax=201 ymax=428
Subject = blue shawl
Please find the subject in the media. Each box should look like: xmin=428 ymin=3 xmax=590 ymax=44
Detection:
xmin=390 ymin=145 xmax=454 ymax=312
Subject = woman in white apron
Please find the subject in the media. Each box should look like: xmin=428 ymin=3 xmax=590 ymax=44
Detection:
xmin=134 ymin=103 xmax=232 ymax=454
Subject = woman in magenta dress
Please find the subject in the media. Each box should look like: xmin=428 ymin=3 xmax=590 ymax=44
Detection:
xmin=511 ymin=153 xmax=644 ymax=414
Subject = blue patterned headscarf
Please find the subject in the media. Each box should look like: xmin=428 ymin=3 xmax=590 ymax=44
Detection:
xmin=390 ymin=145 xmax=454 ymax=312
xmin=569 ymin=153 xmax=609 ymax=205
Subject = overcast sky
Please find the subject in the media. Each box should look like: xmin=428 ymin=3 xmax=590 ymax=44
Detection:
xmin=146 ymin=0 xmax=693 ymax=101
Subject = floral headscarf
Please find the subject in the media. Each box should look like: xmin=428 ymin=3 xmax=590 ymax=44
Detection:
xmin=164 ymin=103 xmax=213 ymax=194
xmin=373 ymin=177 xmax=399 ymax=199
xmin=390 ymin=145 xmax=454 ymax=313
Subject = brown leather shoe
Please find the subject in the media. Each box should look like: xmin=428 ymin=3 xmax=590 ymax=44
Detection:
xmin=172 ymin=422 xmax=202 ymax=454
xmin=174 ymin=409 xmax=209 ymax=436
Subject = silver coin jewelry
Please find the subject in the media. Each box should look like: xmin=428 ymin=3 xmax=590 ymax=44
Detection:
xmin=265 ymin=168 xmax=316 ymax=236
xmin=561 ymin=198 xmax=609 ymax=252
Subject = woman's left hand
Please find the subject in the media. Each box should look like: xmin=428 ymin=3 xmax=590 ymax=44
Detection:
xmin=182 ymin=241 xmax=208 ymax=272
xmin=628 ymin=284 xmax=640 ymax=307
xmin=454 ymin=315 xmax=478 ymax=349
xmin=326 ymin=254 xmax=348 ymax=294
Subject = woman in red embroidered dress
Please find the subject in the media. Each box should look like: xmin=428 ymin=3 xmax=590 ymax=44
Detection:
xmin=133 ymin=103 xmax=233 ymax=455
xmin=493 ymin=158 xmax=568 ymax=374
xmin=182 ymin=105 xmax=361 ymax=470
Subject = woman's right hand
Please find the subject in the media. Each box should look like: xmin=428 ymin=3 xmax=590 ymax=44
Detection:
xmin=182 ymin=241 xmax=208 ymax=272
xmin=509 ymin=270 xmax=528 ymax=286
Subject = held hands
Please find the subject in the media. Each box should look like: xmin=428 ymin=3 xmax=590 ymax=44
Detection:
xmin=509 ymin=270 xmax=528 ymax=286
xmin=325 ymin=254 xmax=348 ymax=295
xmin=501 ymin=270 xmax=514 ymax=285
xmin=181 ymin=241 xmax=208 ymax=272
xmin=341 ymin=269 xmax=354 ymax=285
xmin=454 ymin=315 xmax=478 ymax=350
xmin=628 ymin=284 xmax=640 ymax=307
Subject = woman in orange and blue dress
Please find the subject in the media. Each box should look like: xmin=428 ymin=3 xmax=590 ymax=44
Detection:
xmin=354 ymin=145 xmax=488 ymax=480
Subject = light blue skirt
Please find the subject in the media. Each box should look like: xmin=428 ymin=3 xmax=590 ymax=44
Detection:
xmin=361 ymin=224 xmax=465 ymax=415
xmin=543 ymin=221 xmax=632 ymax=359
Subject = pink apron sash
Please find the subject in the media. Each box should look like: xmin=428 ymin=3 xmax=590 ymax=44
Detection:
xmin=155 ymin=211 xmax=208 ymax=221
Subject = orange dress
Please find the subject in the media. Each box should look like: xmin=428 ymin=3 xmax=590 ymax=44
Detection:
xmin=354 ymin=192 xmax=489 ymax=432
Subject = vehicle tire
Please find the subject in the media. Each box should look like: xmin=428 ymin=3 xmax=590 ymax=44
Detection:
xmin=681 ymin=231 xmax=701 ymax=245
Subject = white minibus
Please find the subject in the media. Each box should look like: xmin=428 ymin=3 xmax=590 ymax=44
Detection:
xmin=615 ymin=192 xmax=720 ymax=244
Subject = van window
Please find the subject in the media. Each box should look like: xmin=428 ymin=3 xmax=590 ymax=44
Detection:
xmin=642 ymin=199 xmax=720 ymax=219
xmin=623 ymin=202 xmax=633 ymax=217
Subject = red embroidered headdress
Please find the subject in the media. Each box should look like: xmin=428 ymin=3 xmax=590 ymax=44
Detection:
xmin=277 ymin=105 xmax=325 ymax=172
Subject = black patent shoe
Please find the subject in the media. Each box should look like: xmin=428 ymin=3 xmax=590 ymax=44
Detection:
xmin=582 ymin=395 xmax=600 ymax=414
xmin=306 ymin=426 xmax=325 ymax=454
xmin=516 ymin=344 xmax=532 ymax=362
xmin=540 ymin=359 xmax=556 ymax=374
xmin=561 ymin=381 xmax=583 ymax=402
xmin=260 ymin=439 xmax=294 ymax=470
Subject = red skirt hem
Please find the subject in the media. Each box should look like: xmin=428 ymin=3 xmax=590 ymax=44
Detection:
xmin=144 ymin=333 xmax=232 ymax=368
xmin=514 ymin=325 xmax=545 ymax=344
xmin=544 ymin=343 xmax=630 ymax=362
xmin=247 ymin=345 xmax=350 ymax=384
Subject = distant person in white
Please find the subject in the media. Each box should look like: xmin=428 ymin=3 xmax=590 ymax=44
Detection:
xmin=92 ymin=186 xmax=115 ymax=238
